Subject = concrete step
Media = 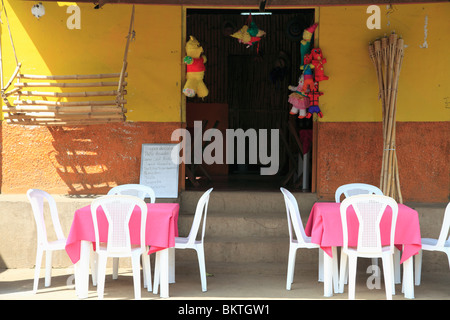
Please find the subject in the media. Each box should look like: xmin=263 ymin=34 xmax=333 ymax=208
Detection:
xmin=174 ymin=261 xmax=316 ymax=276
xmin=178 ymin=211 xmax=290 ymax=238
xmin=175 ymin=236 xmax=318 ymax=265
xmin=180 ymin=190 xmax=318 ymax=215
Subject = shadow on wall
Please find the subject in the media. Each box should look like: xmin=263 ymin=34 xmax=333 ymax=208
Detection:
xmin=43 ymin=122 xmax=181 ymax=195
xmin=47 ymin=124 xmax=143 ymax=195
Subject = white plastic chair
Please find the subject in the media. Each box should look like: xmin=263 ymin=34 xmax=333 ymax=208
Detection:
xmin=280 ymin=188 xmax=335 ymax=290
xmin=335 ymin=183 xmax=402 ymax=283
xmin=107 ymin=184 xmax=155 ymax=285
xmin=154 ymin=188 xmax=213 ymax=293
xmin=27 ymin=189 xmax=67 ymax=294
xmin=107 ymin=184 xmax=156 ymax=203
xmin=338 ymin=194 xmax=398 ymax=300
xmin=91 ymin=195 xmax=151 ymax=299
xmin=335 ymin=183 xmax=383 ymax=203
xmin=414 ymin=202 xmax=450 ymax=285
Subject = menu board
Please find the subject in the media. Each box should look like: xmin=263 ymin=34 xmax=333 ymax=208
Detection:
xmin=139 ymin=144 xmax=180 ymax=198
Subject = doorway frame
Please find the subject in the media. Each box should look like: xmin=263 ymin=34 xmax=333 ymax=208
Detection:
xmin=180 ymin=5 xmax=320 ymax=192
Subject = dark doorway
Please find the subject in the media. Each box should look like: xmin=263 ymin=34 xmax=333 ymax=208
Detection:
xmin=185 ymin=8 xmax=316 ymax=191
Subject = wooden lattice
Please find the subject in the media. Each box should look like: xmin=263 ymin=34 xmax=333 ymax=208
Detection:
xmin=2 ymin=68 xmax=127 ymax=125
xmin=1 ymin=5 xmax=134 ymax=126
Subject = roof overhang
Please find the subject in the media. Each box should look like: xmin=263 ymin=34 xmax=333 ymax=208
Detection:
xmin=22 ymin=0 xmax=449 ymax=6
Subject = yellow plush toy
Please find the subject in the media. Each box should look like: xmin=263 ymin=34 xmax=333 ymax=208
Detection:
xmin=183 ymin=36 xmax=208 ymax=98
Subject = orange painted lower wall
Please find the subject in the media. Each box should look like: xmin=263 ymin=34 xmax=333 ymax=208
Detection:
xmin=1 ymin=122 xmax=182 ymax=194
xmin=1 ymin=121 xmax=448 ymax=203
xmin=316 ymin=122 xmax=449 ymax=203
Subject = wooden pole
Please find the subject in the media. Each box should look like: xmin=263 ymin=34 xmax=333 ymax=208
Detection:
xmin=14 ymin=99 xmax=127 ymax=106
xmin=14 ymin=90 xmax=123 ymax=98
xmin=14 ymin=81 xmax=125 ymax=88
xmin=3 ymin=105 xmax=126 ymax=114
xmin=18 ymin=73 xmax=125 ymax=80
xmin=371 ymin=32 xmax=404 ymax=202
xmin=117 ymin=5 xmax=135 ymax=106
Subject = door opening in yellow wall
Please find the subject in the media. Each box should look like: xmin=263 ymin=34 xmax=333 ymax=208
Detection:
xmin=185 ymin=8 xmax=316 ymax=191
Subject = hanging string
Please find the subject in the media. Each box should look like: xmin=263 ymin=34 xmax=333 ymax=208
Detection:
xmin=1 ymin=0 xmax=19 ymax=66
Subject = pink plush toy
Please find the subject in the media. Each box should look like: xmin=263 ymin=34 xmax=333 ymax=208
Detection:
xmin=288 ymin=75 xmax=310 ymax=119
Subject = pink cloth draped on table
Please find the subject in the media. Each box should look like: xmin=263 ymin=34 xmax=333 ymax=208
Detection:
xmin=304 ymin=202 xmax=421 ymax=264
xmin=65 ymin=203 xmax=179 ymax=264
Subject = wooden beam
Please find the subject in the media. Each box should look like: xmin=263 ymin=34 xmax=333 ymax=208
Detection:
xmin=19 ymin=73 xmax=126 ymax=80
xmin=27 ymin=0 xmax=448 ymax=5
xmin=14 ymin=81 xmax=125 ymax=88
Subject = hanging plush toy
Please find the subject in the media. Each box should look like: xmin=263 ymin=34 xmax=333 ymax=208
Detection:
xmin=306 ymin=82 xmax=324 ymax=118
xmin=183 ymin=36 xmax=209 ymax=98
xmin=300 ymin=53 xmax=315 ymax=92
xmin=300 ymin=23 xmax=318 ymax=67
xmin=231 ymin=14 xmax=266 ymax=50
xmin=310 ymin=48 xmax=329 ymax=82
xmin=288 ymin=75 xmax=310 ymax=119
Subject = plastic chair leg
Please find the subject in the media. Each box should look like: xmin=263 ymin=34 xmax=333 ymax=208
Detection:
xmin=196 ymin=245 xmax=207 ymax=292
xmin=332 ymin=247 xmax=339 ymax=293
xmin=131 ymin=253 xmax=142 ymax=300
xmin=338 ymin=251 xmax=348 ymax=294
xmin=318 ymin=249 xmax=324 ymax=282
xmin=153 ymin=251 xmax=160 ymax=294
xmin=112 ymin=257 xmax=119 ymax=280
xmin=381 ymin=255 xmax=393 ymax=300
xmin=45 ymin=250 xmax=52 ymax=287
xmin=390 ymin=255 xmax=396 ymax=296
xmin=33 ymin=248 xmax=44 ymax=293
xmin=90 ymin=249 xmax=97 ymax=286
xmin=414 ymin=250 xmax=422 ymax=286
xmin=142 ymin=253 xmax=152 ymax=292
xmin=394 ymin=248 xmax=401 ymax=284
xmin=348 ymin=255 xmax=357 ymax=300
xmin=286 ymin=246 xmax=297 ymax=290
xmin=96 ymin=254 xmax=108 ymax=300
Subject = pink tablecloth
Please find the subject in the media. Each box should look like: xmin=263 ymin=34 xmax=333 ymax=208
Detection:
xmin=65 ymin=203 xmax=179 ymax=264
xmin=304 ymin=202 xmax=421 ymax=264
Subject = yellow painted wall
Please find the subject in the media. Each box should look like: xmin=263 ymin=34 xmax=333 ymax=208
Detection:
xmin=318 ymin=3 xmax=450 ymax=122
xmin=2 ymin=2 xmax=448 ymax=124
xmin=1 ymin=1 xmax=182 ymax=122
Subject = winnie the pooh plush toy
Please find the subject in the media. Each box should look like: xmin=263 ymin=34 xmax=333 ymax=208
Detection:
xmin=183 ymin=36 xmax=208 ymax=98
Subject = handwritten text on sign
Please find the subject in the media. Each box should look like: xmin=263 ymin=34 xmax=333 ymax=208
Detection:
xmin=140 ymin=144 xmax=180 ymax=198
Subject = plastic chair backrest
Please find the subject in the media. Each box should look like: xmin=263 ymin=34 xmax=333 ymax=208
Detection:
xmin=27 ymin=189 xmax=65 ymax=246
xmin=108 ymin=184 xmax=156 ymax=203
xmin=335 ymin=183 xmax=383 ymax=203
xmin=436 ymin=202 xmax=450 ymax=247
xmin=280 ymin=188 xmax=308 ymax=244
xmin=186 ymin=188 xmax=213 ymax=246
xmin=340 ymin=195 xmax=398 ymax=255
xmin=91 ymin=195 xmax=147 ymax=255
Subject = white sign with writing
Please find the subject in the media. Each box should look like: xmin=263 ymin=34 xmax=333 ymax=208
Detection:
xmin=139 ymin=144 xmax=180 ymax=198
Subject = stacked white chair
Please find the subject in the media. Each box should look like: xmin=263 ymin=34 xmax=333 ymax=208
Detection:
xmin=108 ymin=184 xmax=156 ymax=203
xmin=414 ymin=202 xmax=450 ymax=285
xmin=107 ymin=184 xmax=155 ymax=287
xmin=91 ymin=195 xmax=151 ymax=299
xmin=154 ymin=188 xmax=213 ymax=293
xmin=280 ymin=188 xmax=333 ymax=290
xmin=335 ymin=183 xmax=383 ymax=203
xmin=27 ymin=189 xmax=67 ymax=294
xmin=338 ymin=194 xmax=398 ymax=299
